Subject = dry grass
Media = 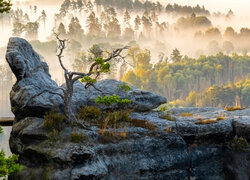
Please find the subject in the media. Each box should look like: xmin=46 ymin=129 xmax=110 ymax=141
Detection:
xmin=98 ymin=130 xmax=127 ymax=143
xmin=119 ymin=132 xmax=127 ymax=139
xmin=130 ymin=119 xmax=157 ymax=131
xmin=179 ymin=113 xmax=193 ymax=117
xmin=195 ymin=119 xmax=218 ymax=125
xmin=216 ymin=115 xmax=226 ymax=121
xmin=225 ymin=106 xmax=245 ymax=111
xmin=78 ymin=106 xmax=101 ymax=124
xmin=165 ymin=127 xmax=172 ymax=133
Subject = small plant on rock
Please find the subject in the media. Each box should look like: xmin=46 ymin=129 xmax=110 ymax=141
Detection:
xmin=44 ymin=110 xmax=66 ymax=132
xmin=225 ymin=106 xmax=245 ymax=111
xmin=70 ymin=132 xmax=86 ymax=143
xmin=95 ymin=95 xmax=131 ymax=106
xmin=119 ymin=83 xmax=131 ymax=92
xmin=179 ymin=113 xmax=193 ymax=117
xmin=216 ymin=115 xmax=226 ymax=121
xmin=233 ymin=136 xmax=249 ymax=152
xmin=101 ymin=111 xmax=131 ymax=130
xmin=48 ymin=129 xmax=60 ymax=142
xmin=78 ymin=106 xmax=101 ymax=121
xmin=195 ymin=119 xmax=218 ymax=125
xmin=0 ymin=125 xmax=2 ymax=133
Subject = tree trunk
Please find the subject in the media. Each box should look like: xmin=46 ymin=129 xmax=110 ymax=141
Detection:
xmin=64 ymin=79 xmax=77 ymax=123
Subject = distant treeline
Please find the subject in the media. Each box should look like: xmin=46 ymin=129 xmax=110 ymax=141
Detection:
xmin=123 ymin=50 xmax=250 ymax=104
xmin=172 ymin=79 xmax=250 ymax=108
xmin=95 ymin=0 xmax=210 ymax=15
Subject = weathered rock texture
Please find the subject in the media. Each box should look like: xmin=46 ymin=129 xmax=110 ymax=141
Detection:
xmin=6 ymin=38 xmax=250 ymax=180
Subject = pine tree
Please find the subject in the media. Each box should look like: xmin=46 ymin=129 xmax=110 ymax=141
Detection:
xmin=171 ymin=48 xmax=182 ymax=63
xmin=86 ymin=12 xmax=102 ymax=36
xmin=68 ymin=17 xmax=84 ymax=40
xmin=57 ymin=22 xmax=66 ymax=37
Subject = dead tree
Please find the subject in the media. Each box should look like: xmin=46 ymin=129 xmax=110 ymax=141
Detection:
xmin=54 ymin=32 xmax=128 ymax=126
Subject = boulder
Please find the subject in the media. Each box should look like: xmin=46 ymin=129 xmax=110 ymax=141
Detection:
xmin=6 ymin=38 xmax=63 ymax=120
xmin=6 ymin=37 xmax=167 ymax=120
xmin=82 ymin=79 xmax=167 ymax=112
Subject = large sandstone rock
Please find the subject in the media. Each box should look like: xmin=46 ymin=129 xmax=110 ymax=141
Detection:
xmin=9 ymin=116 xmax=228 ymax=180
xmin=6 ymin=37 xmax=167 ymax=120
xmin=6 ymin=38 xmax=63 ymax=120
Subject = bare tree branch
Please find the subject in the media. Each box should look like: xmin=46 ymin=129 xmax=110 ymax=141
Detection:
xmin=53 ymin=30 xmax=69 ymax=73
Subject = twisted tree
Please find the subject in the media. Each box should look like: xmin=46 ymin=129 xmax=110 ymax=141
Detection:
xmin=54 ymin=32 xmax=128 ymax=127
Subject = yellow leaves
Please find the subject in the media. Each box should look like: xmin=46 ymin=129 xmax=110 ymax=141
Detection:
xmin=215 ymin=64 xmax=222 ymax=71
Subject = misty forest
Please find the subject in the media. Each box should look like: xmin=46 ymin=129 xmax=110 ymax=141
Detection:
xmin=0 ymin=0 xmax=250 ymax=179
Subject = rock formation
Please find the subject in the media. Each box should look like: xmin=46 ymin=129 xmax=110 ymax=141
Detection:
xmin=6 ymin=38 xmax=250 ymax=180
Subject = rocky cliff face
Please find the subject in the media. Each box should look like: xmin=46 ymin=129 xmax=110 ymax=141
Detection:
xmin=6 ymin=38 xmax=250 ymax=180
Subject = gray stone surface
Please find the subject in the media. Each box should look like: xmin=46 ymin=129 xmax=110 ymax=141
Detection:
xmin=6 ymin=38 xmax=63 ymax=120
xmin=233 ymin=116 xmax=250 ymax=140
xmin=85 ymin=79 xmax=167 ymax=111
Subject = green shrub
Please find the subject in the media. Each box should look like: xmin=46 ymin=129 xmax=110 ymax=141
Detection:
xmin=159 ymin=105 xmax=166 ymax=112
xmin=0 ymin=125 xmax=3 ymax=134
xmin=119 ymin=84 xmax=131 ymax=92
xmin=95 ymin=95 xmax=131 ymax=106
xmin=70 ymin=132 xmax=86 ymax=143
xmin=44 ymin=111 xmax=66 ymax=131
xmin=233 ymin=136 xmax=249 ymax=152
xmin=78 ymin=106 xmax=101 ymax=121
xmin=0 ymin=150 xmax=22 ymax=178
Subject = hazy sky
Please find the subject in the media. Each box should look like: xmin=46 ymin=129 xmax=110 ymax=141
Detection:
xmin=15 ymin=0 xmax=250 ymax=16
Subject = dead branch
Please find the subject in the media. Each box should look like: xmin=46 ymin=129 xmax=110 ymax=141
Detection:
xmin=53 ymin=30 xmax=69 ymax=73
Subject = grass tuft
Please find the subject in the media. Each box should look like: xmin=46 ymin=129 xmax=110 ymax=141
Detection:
xmin=78 ymin=106 xmax=101 ymax=121
xmin=232 ymin=136 xmax=249 ymax=152
xmin=70 ymin=132 xmax=86 ymax=143
xmin=195 ymin=119 xmax=218 ymax=125
xmin=225 ymin=106 xmax=245 ymax=111
xmin=44 ymin=110 xmax=66 ymax=132
xmin=179 ymin=113 xmax=193 ymax=117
